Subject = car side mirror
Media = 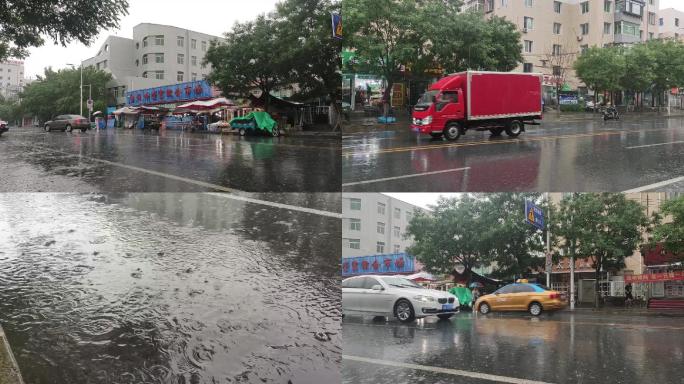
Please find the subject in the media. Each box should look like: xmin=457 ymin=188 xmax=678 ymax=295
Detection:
xmin=371 ymin=285 xmax=384 ymax=291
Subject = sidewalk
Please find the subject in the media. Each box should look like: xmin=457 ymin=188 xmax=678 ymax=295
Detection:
xmin=560 ymin=306 xmax=684 ymax=318
xmin=0 ymin=325 xmax=24 ymax=384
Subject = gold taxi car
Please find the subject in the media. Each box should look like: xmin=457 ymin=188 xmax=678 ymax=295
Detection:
xmin=474 ymin=281 xmax=566 ymax=316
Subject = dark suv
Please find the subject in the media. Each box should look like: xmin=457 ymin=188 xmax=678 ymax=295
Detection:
xmin=44 ymin=115 xmax=90 ymax=132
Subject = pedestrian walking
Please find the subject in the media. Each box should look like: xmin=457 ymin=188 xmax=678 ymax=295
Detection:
xmin=625 ymin=283 xmax=634 ymax=307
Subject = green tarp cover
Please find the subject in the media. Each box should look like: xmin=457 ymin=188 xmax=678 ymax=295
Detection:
xmin=230 ymin=112 xmax=277 ymax=133
xmin=449 ymin=287 xmax=473 ymax=307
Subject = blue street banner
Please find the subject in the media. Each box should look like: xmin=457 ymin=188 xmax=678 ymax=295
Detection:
xmin=525 ymin=200 xmax=545 ymax=230
xmin=332 ymin=13 xmax=342 ymax=40
xmin=126 ymin=80 xmax=212 ymax=107
xmin=342 ymin=253 xmax=415 ymax=277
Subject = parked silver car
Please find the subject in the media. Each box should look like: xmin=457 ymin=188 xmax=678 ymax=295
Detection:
xmin=44 ymin=115 xmax=90 ymax=132
xmin=342 ymin=275 xmax=459 ymax=323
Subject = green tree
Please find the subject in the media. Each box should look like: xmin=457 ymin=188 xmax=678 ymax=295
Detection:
xmin=0 ymin=98 xmax=23 ymax=124
xmin=620 ymin=43 xmax=656 ymax=109
xmin=0 ymin=0 xmax=129 ymax=60
xmin=647 ymin=39 xmax=684 ymax=107
xmin=650 ymin=196 xmax=684 ymax=258
xmin=574 ymin=46 xmax=625 ymax=106
xmin=406 ymin=194 xmax=545 ymax=281
xmin=20 ymin=67 xmax=112 ymax=123
xmin=205 ymin=16 xmax=290 ymax=113
xmin=552 ymin=194 xmax=647 ymax=308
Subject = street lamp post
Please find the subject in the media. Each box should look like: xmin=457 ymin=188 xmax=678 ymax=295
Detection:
xmin=85 ymin=84 xmax=92 ymax=122
xmin=67 ymin=63 xmax=84 ymax=116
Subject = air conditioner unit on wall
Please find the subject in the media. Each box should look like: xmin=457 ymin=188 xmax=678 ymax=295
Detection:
xmin=522 ymin=28 xmax=528 ymax=33
xmin=577 ymin=35 xmax=584 ymax=41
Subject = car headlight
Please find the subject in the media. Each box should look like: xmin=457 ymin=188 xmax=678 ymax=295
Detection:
xmin=423 ymin=116 xmax=432 ymax=125
xmin=412 ymin=118 xmax=418 ymax=125
xmin=413 ymin=295 xmax=436 ymax=302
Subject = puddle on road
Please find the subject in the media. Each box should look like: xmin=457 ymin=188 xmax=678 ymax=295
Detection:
xmin=0 ymin=193 xmax=341 ymax=384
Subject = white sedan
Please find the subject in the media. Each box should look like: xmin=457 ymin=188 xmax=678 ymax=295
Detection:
xmin=342 ymin=275 xmax=459 ymax=323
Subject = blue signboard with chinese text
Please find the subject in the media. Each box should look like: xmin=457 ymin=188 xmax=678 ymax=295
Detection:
xmin=342 ymin=253 xmax=415 ymax=277
xmin=125 ymin=80 xmax=212 ymax=106
xmin=525 ymin=200 xmax=545 ymax=230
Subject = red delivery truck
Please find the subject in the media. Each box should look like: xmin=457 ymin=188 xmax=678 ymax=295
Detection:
xmin=411 ymin=71 xmax=543 ymax=141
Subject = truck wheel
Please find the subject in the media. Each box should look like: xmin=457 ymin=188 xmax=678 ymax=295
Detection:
xmin=489 ymin=128 xmax=503 ymax=137
xmin=443 ymin=122 xmax=461 ymax=141
xmin=505 ymin=120 xmax=523 ymax=137
xmin=429 ymin=132 xmax=443 ymax=139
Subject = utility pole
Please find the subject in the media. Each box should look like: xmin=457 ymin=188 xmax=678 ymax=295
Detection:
xmin=546 ymin=192 xmax=551 ymax=288
xmin=80 ymin=65 xmax=83 ymax=117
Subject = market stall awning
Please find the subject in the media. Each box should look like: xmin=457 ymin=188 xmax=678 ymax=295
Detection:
xmin=113 ymin=107 xmax=140 ymax=115
xmin=403 ymin=272 xmax=436 ymax=282
xmin=176 ymin=97 xmax=235 ymax=110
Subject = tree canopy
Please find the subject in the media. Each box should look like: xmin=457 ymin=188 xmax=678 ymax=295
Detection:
xmin=19 ymin=67 xmax=112 ymax=122
xmin=0 ymin=0 xmax=129 ymax=60
xmin=650 ymin=195 xmax=684 ymax=258
xmin=405 ymin=194 xmax=545 ymax=280
xmin=552 ymin=194 xmax=648 ymax=307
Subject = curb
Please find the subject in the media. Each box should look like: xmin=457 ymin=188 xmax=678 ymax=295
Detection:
xmin=0 ymin=325 xmax=24 ymax=384
xmin=559 ymin=308 xmax=684 ymax=317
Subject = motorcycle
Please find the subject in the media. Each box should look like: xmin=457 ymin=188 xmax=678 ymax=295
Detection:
xmin=603 ymin=106 xmax=619 ymax=121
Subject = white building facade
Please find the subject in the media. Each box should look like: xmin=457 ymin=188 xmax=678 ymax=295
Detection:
xmin=659 ymin=7 xmax=684 ymax=40
xmin=0 ymin=60 xmax=26 ymax=100
xmin=342 ymin=193 xmax=423 ymax=258
xmin=82 ymin=23 xmax=221 ymax=107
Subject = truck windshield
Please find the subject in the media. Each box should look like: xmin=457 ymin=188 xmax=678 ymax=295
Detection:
xmin=417 ymin=90 xmax=439 ymax=105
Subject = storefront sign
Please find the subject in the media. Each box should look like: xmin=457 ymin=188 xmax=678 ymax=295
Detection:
xmin=391 ymin=83 xmax=405 ymax=107
xmin=559 ymin=94 xmax=579 ymax=105
xmin=126 ymin=80 xmax=212 ymax=107
xmin=342 ymin=253 xmax=415 ymax=276
xmin=624 ymin=271 xmax=684 ymax=283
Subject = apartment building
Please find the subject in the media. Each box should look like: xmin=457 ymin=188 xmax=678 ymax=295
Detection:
xmin=464 ymin=0 xmax=660 ymax=93
xmin=659 ymin=7 xmax=684 ymax=40
xmin=82 ymin=23 xmax=221 ymax=107
xmin=342 ymin=194 xmax=423 ymax=258
xmin=0 ymin=60 xmax=26 ymax=100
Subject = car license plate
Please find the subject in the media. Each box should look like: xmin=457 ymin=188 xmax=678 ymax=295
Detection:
xmin=442 ymin=304 xmax=453 ymax=311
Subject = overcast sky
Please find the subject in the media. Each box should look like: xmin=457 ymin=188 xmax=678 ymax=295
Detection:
xmin=23 ymin=0 xmax=280 ymax=78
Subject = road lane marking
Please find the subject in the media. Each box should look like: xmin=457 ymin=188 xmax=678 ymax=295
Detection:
xmin=625 ymin=140 xmax=684 ymax=149
xmin=343 ymin=127 xmax=676 ymax=156
xmin=343 ymin=355 xmax=555 ymax=384
xmin=342 ymin=167 xmax=471 ymax=187
xmin=207 ymin=193 xmax=341 ymax=218
xmin=623 ymin=176 xmax=684 ymax=193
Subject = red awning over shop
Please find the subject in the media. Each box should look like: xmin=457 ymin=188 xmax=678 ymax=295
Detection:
xmin=624 ymin=270 xmax=684 ymax=283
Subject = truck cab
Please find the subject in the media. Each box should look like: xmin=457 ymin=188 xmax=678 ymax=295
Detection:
xmin=412 ymin=88 xmax=465 ymax=138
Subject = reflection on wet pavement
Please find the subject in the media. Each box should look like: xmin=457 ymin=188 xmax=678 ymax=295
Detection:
xmin=0 ymin=193 xmax=341 ymax=383
xmin=342 ymin=312 xmax=684 ymax=384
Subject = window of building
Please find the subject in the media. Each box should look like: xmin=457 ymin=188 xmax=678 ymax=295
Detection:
xmin=394 ymin=245 xmax=400 ymax=253
xmin=649 ymin=32 xmax=654 ymax=39
xmin=102 ymin=60 xmax=108 ymax=68
xmin=177 ymin=72 xmax=184 ymax=82
xmin=604 ymin=22 xmax=612 ymax=34
xmin=378 ymin=202 xmax=386 ymax=215
xmin=660 ymin=18 xmax=664 ymax=26
xmin=191 ymin=56 xmax=197 ymax=66
xmin=142 ymin=71 xmax=148 ymax=78
xmin=604 ymin=0 xmax=611 ymax=12
xmin=135 ymin=59 xmax=139 ymax=67
xmin=553 ymin=44 xmax=562 ymax=56
xmin=581 ymin=1 xmax=589 ymax=14
xmin=376 ymin=242 xmax=385 ymax=254
xmin=348 ymin=239 xmax=360 ymax=250
xmin=191 ymin=39 xmax=197 ymax=49
xmin=676 ymin=18 xmax=680 ymax=27
xmin=136 ymin=42 xmax=140 ymax=49
xmin=553 ymin=66 xmax=561 ymax=76
xmin=648 ymin=12 xmax=656 ymax=25
xmin=394 ymin=207 xmax=401 ymax=219
xmin=500 ymin=0 xmax=507 ymax=7
xmin=524 ymin=40 xmax=533 ymax=53
xmin=178 ymin=54 xmax=185 ymax=65
xmin=350 ymin=219 xmax=361 ymax=231
xmin=177 ymin=36 xmax=184 ymax=47
xmin=622 ymin=0 xmax=643 ymax=17
xmin=142 ymin=54 xmax=148 ymax=65
xmin=554 ymin=1 xmax=561 ymax=13
xmin=524 ymin=0 xmax=532 ymax=7
xmin=104 ymin=44 xmax=109 ymax=52
xmin=350 ymin=198 xmax=361 ymax=210
xmin=377 ymin=222 xmax=385 ymax=234
xmin=155 ymin=53 xmax=164 ymax=63
xmin=155 ymin=71 xmax=164 ymax=80
xmin=523 ymin=17 xmax=533 ymax=30
xmin=580 ymin=44 xmax=589 ymax=53
xmin=142 ymin=37 xmax=148 ymax=48
xmin=553 ymin=23 xmax=561 ymax=34
xmin=640 ymin=30 xmax=644 ymax=39
xmin=393 ymin=226 xmax=400 ymax=237
xmin=154 ymin=35 xmax=164 ymax=46
xmin=523 ymin=63 xmax=533 ymax=72
xmin=202 ymin=41 xmax=207 ymax=51
xmin=615 ymin=21 xmax=639 ymax=37
xmin=191 ymin=73 xmax=198 ymax=81
xmin=113 ymin=87 xmax=119 ymax=98
xmin=580 ymin=23 xmax=589 ymax=35
xmin=406 ymin=211 xmax=413 ymax=222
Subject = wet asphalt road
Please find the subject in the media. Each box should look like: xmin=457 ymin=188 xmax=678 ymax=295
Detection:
xmin=342 ymin=312 xmax=684 ymax=384
xmin=0 ymin=128 xmax=340 ymax=192
xmin=0 ymin=193 xmax=341 ymax=384
xmin=342 ymin=116 xmax=684 ymax=192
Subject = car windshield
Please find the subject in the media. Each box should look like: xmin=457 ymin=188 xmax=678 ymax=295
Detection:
xmin=416 ymin=90 xmax=439 ymax=105
xmin=380 ymin=277 xmax=422 ymax=289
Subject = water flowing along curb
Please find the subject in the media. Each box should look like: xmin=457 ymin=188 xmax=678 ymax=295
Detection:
xmin=0 ymin=324 xmax=24 ymax=384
